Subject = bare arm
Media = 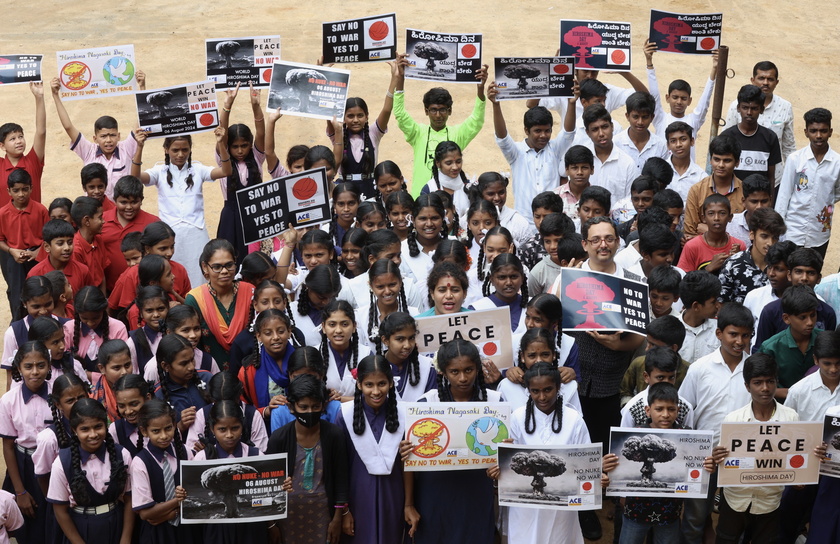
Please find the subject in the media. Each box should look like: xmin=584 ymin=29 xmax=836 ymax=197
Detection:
xmin=488 ymin=83 xmax=507 ymax=139
xmin=136 ymin=70 xmax=146 ymax=91
xmin=129 ymin=129 xmax=150 ymax=184
xmin=209 ymin=127 xmax=233 ymax=180
xmin=54 ymin=504 xmax=85 ymax=544
xmin=119 ymin=497 xmax=135 ymax=544
xmin=250 ymin=84 xmax=266 ymax=152
xmin=376 ymin=56 xmax=405 ymax=132
xmin=49 ymin=78 xmax=80 ymax=143
xmin=3 ymin=438 xmax=35 ymax=517
xmin=264 ymin=112 xmax=282 ymax=174
xmin=620 ymin=71 xmax=649 ymax=93
xmin=31 ymin=82 xmax=46 ymax=161
xmin=475 ymin=64 xmax=489 ymax=101
xmin=219 ymin=83 xmax=238 ymax=131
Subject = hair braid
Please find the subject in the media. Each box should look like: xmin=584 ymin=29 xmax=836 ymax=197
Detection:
xmin=408 ymin=349 xmax=420 ymax=387
xmin=68 ymin=434 xmax=93 ymax=506
xmin=474 ymin=359 xmax=488 ymax=401
xmin=349 ymin=332 xmax=359 ymax=370
xmin=49 ymin=398 xmax=71 ymax=449
xmin=398 ymin=283 xmax=408 ymax=313
xmin=244 ymin=333 xmax=261 ymax=370
xmin=520 ymin=275 xmax=529 ymax=308
xmin=165 ymin=155 xmax=173 ymax=188
xmin=185 ymin=154 xmax=195 ymax=190
xmin=281 ymin=288 xmax=297 ymax=332
xmin=202 ymin=411 xmax=216 ymax=458
xmin=437 ymin=372 xmax=451 ymax=402
xmin=72 ymin=314 xmax=82 ymax=360
xmin=482 ymin=274 xmax=492 ymax=298
xmin=524 ymin=397 xmax=536 ymax=434
xmin=477 ymin=245 xmax=486 ymax=282
xmin=407 ymin=229 xmax=420 ymax=258
xmin=385 ymin=383 xmax=400 ymax=433
xmin=105 ymin=432 xmax=128 ymax=497
xmin=449 ymin=211 xmax=460 ymax=238
xmin=297 ymin=285 xmax=311 ymax=316
xmin=101 ymin=315 xmax=110 ymax=342
xmin=368 ymin=291 xmax=378 ymax=346
xmin=173 ymin=424 xmax=188 ymax=460
xmin=136 ymin=428 xmax=145 ymax=452
xmin=361 ymin=124 xmax=374 ymax=176
xmin=551 ymin=395 xmax=564 ymax=433
xmin=352 ymin=388 xmax=366 ymax=435
xmin=319 ymin=330 xmax=329 ymax=368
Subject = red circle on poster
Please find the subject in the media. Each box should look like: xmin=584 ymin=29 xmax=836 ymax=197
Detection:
xmin=482 ymin=342 xmax=498 ymax=356
xmin=553 ymin=64 xmax=570 ymax=74
xmin=199 ymin=113 xmax=215 ymax=126
xmin=610 ymin=50 xmax=626 ymax=65
xmin=369 ymin=21 xmax=389 ymax=41
xmin=293 ymin=177 xmax=318 ymax=200
xmin=582 ymin=481 xmax=593 ymax=491
xmin=461 ymin=44 xmax=477 ymax=58
xmin=690 ymin=469 xmax=701 ymax=479
xmin=262 ymin=68 xmax=273 ymax=83
xmin=789 ymin=454 xmax=805 ymax=469
xmin=700 ymin=37 xmax=716 ymax=50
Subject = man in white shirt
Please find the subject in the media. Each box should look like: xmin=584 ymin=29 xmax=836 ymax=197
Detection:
xmin=582 ymin=104 xmax=637 ymax=202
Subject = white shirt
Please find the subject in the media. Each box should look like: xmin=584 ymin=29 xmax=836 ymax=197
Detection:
xmin=743 ymin=284 xmax=777 ymax=344
xmin=725 ymin=94 xmax=795 ymax=184
xmin=496 ymin=132 xmax=574 ymax=220
xmin=498 ymin=378 xmax=581 ymax=413
xmin=785 ymin=371 xmax=840 ymax=422
xmin=144 ymin=161 xmax=215 ymax=230
xmin=540 ymin=82 xmax=635 ymax=118
xmin=775 ymin=144 xmax=840 ymax=247
xmin=668 ymin=157 xmax=707 ymax=203
xmin=399 ymin=238 xmax=434 ymax=287
xmin=497 ymin=205 xmax=536 ymax=247
xmin=726 ymin=211 xmax=750 ymax=246
xmin=678 ymin=313 xmax=720 ymax=363
xmin=679 ymin=348 xmax=750 ymax=443
xmin=614 ymin=241 xmax=642 ymax=270
xmin=613 ymin=129 xmax=670 ymax=174
xmin=648 ymin=68 xmax=715 ymax=139
xmin=590 ymin=145 xmax=637 ymax=202
xmin=422 ymin=176 xmax=471 ymax=220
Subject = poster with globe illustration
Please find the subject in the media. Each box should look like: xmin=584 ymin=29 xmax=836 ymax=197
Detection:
xmin=56 ymin=45 xmax=137 ymax=100
xmin=403 ymin=402 xmax=510 ymax=471
xmin=206 ymin=36 xmax=281 ymax=89
xmin=559 ymin=20 xmax=632 ymax=72
xmin=135 ymin=81 xmax=219 ymax=139
xmin=493 ymin=57 xmax=574 ymax=100
xmin=498 ymin=443 xmax=603 ymax=510
xmin=405 ymin=29 xmax=482 ymax=83
xmin=648 ymin=11 xmax=722 ymax=55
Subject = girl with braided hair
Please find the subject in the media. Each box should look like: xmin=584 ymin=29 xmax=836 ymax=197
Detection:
xmin=470 ymin=253 xmax=529 ymax=336
xmin=377 ymin=312 xmax=436 ymax=402
xmin=355 ymin=258 xmax=416 ymax=349
xmin=90 ymin=339 xmax=134 ymax=422
xmin=420 ymin=141 xmax=471 ymax=220
xmin=338 ymin=227 xmax=367 ymax=279
xmin=320 ymin=300 xmax=371 ymax=400
xmin=269 ymin=347 xmax=342 ymax=433
xmin=2 ymin=275 xmax=57 ymax=388
xmin=47 ymin=398 xmax=133 ymax=544
xmin=374 ymin=160 xmax=408 ymax=206
xmin=291 ymin=264 xmax=341 ymax=346
xmin=464 ymin=198 xmax=499 ymax=268
xmin=384 ymin=189 xmax=413 ymax=242
xmin=126 ymin=285 xmax=169 ymax=376
xmin=63 ymin=285 xmax=129 ymax=373
xmin=110 ymin=374 xmax=153 ymax=457
xmin=324 ymin=183 xmax=360 ymax=251
xmin=153 ymin=333 xmax=213 ymax=436
xmin=400 ymin=193 xmax=446 ymax=286
xmin=121 ymin=255 xmax=179 ymax=331
xmin=354 ymin=201 xmax=388 ymax=234
xmin=28 ymin=316 xmax=88 ymax=388
xmin=337 ymin=355 xmax=404 ymax=544
xmin=144 ymin=304 xmax=221 ymax=382
xmin=238 ymin=309 xmax=295 ymax=419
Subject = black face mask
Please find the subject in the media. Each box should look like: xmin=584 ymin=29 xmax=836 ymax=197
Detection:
xmin=295 ymin=412 xmax=321 ymax=428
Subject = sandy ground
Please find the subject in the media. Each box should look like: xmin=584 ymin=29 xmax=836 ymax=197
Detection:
xmin=0 ymin=0 xmax=838 ymax=540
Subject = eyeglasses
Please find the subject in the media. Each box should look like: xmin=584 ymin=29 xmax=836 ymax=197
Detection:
xmin=207 ymin=261 xmax=236 ymax=273
xmin=586 ymin=236 xmax=617 ymax=246
xmin=426 ymin=107 xmax=450 ymax=116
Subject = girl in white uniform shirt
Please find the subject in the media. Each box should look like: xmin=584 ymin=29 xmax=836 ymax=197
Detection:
xmin=463 ymin=199 xmax=500 ymax=273
xmin=319 ymin=300 xmax=372 ymax=400
xmin=433 ymin=239 xmax=483 ymax=306
xmin=131 ymin=127 xmax=233 ymax=287
xmin=473 ymin=172 xmax=534 ymax=247
xmin=400 ymin=193 xmax=447 ymax=287
xmin=355 ymin=259 xmax=418 ymax=349
xmin=470 ymin=253 xmax=529 ymax=339
xmin=420 ymin=141 xmax=471 ymax=219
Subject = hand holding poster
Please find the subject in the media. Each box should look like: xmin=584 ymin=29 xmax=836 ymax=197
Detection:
xmin=649 ymin=10 xmax=723 ymax=54
xmin=236 ymin=167 xmax=331 ymax=245
xmin=267 ymin=61 xmax=350 ymax=121
xmin=493 ymin=57 xmax=574 ymax=100
xmin=0 ymin=55 xmax=42 ymax=85
xmin=136 ymin=81 xmax=219 ymax=139
xmin=323 ymin=14 xmax=396 ymax=64
xmin=820 ymin=413 xmax=840 ymax=478
xmin=606 ymin=427 xmax=713 ymax=499
xmin=180 ymin=453 xmax=288 ymax=524
xmin=498 ymin=443 xmax=603 ymax=510
xmin=403 ymin=402 xmax=510 ymax=471
xmin=56 ymin=45 xmax=137 ymax=100
xmin=559 ymin=268 xmax=649 ymax=335
xmin=206 ymin=36 xmax=281 ymax=89
xmin=559 ymin=20 xmax=632 ymax=72
xmin=414 ymin=308 xmax=513 ymax=370
xmin=718 ymin=422 xmax=823 ymax=486
xmin=405 ymin=29 xmax=483 ymax=84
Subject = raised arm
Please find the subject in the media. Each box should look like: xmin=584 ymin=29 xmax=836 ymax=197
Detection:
xmin=49 ymin=77 xmax=80 ymax=143
xmin=376 ymin=55 xmax=405 ymax=132
xmin=210 ymin=127 xmax=233 ymax=179
xmin=219 ymin=83 xmax=239 ymax=131
xmin=130 ymin=129 xmax=151 ymax=184
xmin=264 ymin=111 xmax=283 ymax=174
xmin=475 ymin=63 xmax=489 ymax=101
xmin=249 ymin=83 xmax=266 ymax=152
xmin=564 ymin=82 xmax=579 ymax=133
xmin=487 ymin=83 xmax=507 ymax=139
xmin=620 ymin=70 xmax=649 ymax=93
xmin=136 ymin=70 xmax=147 ymax=91
xmin=31 ymin=81 xmax=46 ymax=161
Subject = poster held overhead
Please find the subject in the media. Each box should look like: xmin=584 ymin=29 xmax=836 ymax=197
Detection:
xmin=493 ymin=57 xmax=574 ymax=100
xmin=56 ymin=45 xmax=137 ymax=100
xmin=648 ymin=10 xmax=723 ymax=54
xmin=404 ymin=29 xmax=483 ymax=84
xmin=266 ymin=60 xmax=351 ymax=121
xmin=414 ymin=307 xmax=513 ymax=370
xmin=559 ymin=20 xmax=632 ymax=72
xmin=323 ymin=14 xmax=397 ymax=64
xmin=206 ymin=36 xmax=282 ymax=89
xmin=0 ymin=55 xmax=42 ymax=85
xmin=136 ymin=81 xmax=219 ymax=139
xmin=559 ymin=268 xmax=649 ymax=335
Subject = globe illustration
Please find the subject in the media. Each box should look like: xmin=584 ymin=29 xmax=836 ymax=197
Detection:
xmin=103 ymin=57 xmax=135 ymax=85
xmin=465 ymin=417 xmax=508 ymax=456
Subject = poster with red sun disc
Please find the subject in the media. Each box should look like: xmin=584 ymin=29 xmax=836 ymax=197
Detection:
xmin=649 ymin=11 xmax=722 ymax=55
xmin=493 ymin=56 xmax=574 ymax=101
xmin=559 ymin=268 xmax=648 ymax=335
xmin=405 ymin=28 xmax=482 ymax=83
xmin=414 ymin=307 xmax=512 ymax=370
xmin=559 ymin=20 xmax=632 ymax=72
xmin=322 ymin=13 xmax=396 ymax=64
xmin=206 ymin=36 xmax=281 ymax=89
xmin=136 ymin=81 xmax=218 ymax=139
xmin=718 ymin=422 xmax=822 ymax=487
xmin=499 ymin=443 xmax=603 ymax=510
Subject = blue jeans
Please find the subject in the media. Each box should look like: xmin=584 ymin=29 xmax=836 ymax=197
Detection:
xmin=619 ymin=516 xmax=680 ymax=544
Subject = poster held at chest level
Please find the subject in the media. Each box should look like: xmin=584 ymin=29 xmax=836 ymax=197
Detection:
xmin=414 ymin=307 xmax=513 ymax=370
xmin=498 ymin=443 xmax=603 ymax=510
xmin=0 ymin=55 xmax=42 ymax=85
xmin=559 ymin=268 xmax=649 ymax=335
xmin=404 ymin=29 xmax=482 ymax=83
xmin=493 ymin=57 xmax=574 ymax=100
xmin=206 ymin=36 xmax=282 ymax=89
xmin=718 ymin=421 xmax=822 ymax=486
xmin=236 ymin=167 xmax=331 ymax=245
xmin=56 ymin=45 xmax=137 ymax=100
xmin=266 ymin=60 xmax=350 ymax=121
xmin=323 ymin=14 xmax=397 ymax=64
xmin=607 ymin=427 xmax=714 ymax=499
xmin=559 ymin=20 xmax=632 ymax=72
xmin=403 ymin=402 xmax=510 ymax=471
xmin=136 ymin=81 xmax=219 ymax=139
xmin=820 ymin=413 xmax=840 ymax=478
xmin=648 ymin=10 xmax=723 ymax=54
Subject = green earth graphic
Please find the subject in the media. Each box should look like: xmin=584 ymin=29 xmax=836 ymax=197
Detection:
xmin=103 ymin=57 xmax=135 ymax=85
xmin=465 ymin=417 xmax=508 ymax=456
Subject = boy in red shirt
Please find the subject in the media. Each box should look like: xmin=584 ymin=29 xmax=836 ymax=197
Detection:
xmin=28 ymin=219 xmax=95 ymax=294
xmin=70 ymin=196 xmax=109 ymax=293
xmin=80 ymin=163 xmax=114 ymax=212
xmin=678 ymin=194 xmax=745 ymax=273
xmin=0 ymin=82 xmax=46 ymax=205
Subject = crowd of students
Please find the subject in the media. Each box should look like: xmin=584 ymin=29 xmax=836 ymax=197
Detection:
xmin=0 ymin=35 xmax=837 ymax=544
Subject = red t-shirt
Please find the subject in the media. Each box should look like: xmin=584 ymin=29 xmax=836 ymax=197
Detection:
xmin=28 ymin=257 xmax=95 ymax=294
xmin=100 ymin=208 xmax=159 ymax=292
xmin=0 ymin=148 xmax=44 ymax=205
xmin=677 ymin=234 xmax=746 ymax=272
xmin=73 ymin=232 xmax=110 ymax=289
xmin=0 ymin=200 xmax=48 ymax=249
xmin=108 ymin=259 xmax=191 ymax=310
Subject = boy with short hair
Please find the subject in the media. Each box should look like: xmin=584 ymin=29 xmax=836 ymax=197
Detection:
xmin=120 ymin=232 xmax=143 ymax=269
xmin=650 ymin=189 xmax=684 ymax=238
xmin=631 ymin=226 xmax=677 ymax=281
xmin=518 ymin=191 xmax=565 ymax=270
xmin=645 ymin=263 xmax=681 ymax=318
xmin=557 ymin=145 xmax=595 ymax=220
xmin=678 ymin=271 xmax=722 ymax=363
xmin=712 ymin=353 xmax=798 ymax=543
xmin=726 ymin=173 xmax=772 ymax=244
xmin=70 ymin=196 xmax=108 ymax=293
xmin=575 ymin=185 xmax=611 ymax=234
xmin=612 ymin=175 xmax=659 ymax=240
xmin=620 ymin=346 xmax=694 ymax=428
xmin=28 ymin=219 xmax=94 ymax=294
xmin=776 ymin=107 xmax=840 ymax=258
xmin=615 ymin=206 xmax=674 ymax=270
xmin=80 ymin=163 xmax=114 ymax=212
xmin=582 ymin=104 xmax=637 ymax=202
xmin=43 ymin=270 xmax=72 ymax=319
xmin=743 ymin=240 xmax=797 ymax=336
xmin=684 ymin=135 xmax=745 ymax=237
xmin=0 ymin=82 xmax=46 ymax=205
xmin=620 ymin=314 xmax=689 ymax=403
xmin=528 ymin=214 xmax=584 ymax=296
xmin=757 ymin=284 xmax=822 ymax=397
xmin=719 ymin=207 xmax=786 ymax=303
xmin=720 ymin=84 xmax=782 ymax=186
xmin=678 ymin=194 xmax=746 ymax=273
xmin=665 ymin=121 xmax=706 ymax=202
xmin=101 ymin=175 xmax=159 ymax=290
xmin=613 ymin=91 xmax=670 ymax=173
xmin=0 ymin=169 xmax=49 ymax=319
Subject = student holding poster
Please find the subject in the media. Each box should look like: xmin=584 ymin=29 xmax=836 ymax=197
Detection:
xmin=393 ymin=51 xmax=488 ymax=197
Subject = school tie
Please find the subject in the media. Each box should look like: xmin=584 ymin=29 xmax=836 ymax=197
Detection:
xmin=161 ymin=452 xmax=180 ymax=526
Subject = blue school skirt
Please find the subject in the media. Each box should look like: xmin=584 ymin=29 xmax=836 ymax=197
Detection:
xmin=138 ymin=518 xmax=198 ymax=544
xmin=203 ymin=520 xmax=268 ymax=544
xmin=3 ymin=445 xmax=47 ymax=544
xmin=65 ymin=503 xmax=123 ymax=543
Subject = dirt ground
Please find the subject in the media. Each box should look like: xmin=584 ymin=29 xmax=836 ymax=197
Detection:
xmin=0 ymin=0 xmax=837 ymax=540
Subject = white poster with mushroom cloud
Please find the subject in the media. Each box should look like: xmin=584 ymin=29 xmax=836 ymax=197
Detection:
xmin=266 ymin=60 xmax=350 ymax=121
xmin=206 ymin=36 xmax=281 ymax=89
xmin=498 ymin=443 xmax=603 ymax=510
xmin=136 ymin=81 xmax=219 ymax=139
xmin=493 ymin=57 xmax=575 ymax=100
xmin=56 ymin=44 xmax=137 ymax=100
xmin=404 ymin=29 xmax=482 ymax=83
xmin=606 ymin=427 xmax=713 ymax=498
xmin=180 ymin=452 xmax=288 ymax=524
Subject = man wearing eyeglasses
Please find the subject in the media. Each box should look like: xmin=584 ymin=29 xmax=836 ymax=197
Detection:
xmin=392 ymin=56 xmax=489 ymax=197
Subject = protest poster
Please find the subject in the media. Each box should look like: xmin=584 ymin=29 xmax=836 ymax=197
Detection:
xmin=136 ymin=81 xmax=219 ymax=139
xmin=180 ymin=452 xmax=288 ymax=524
xmin=498 ymin=443 xmax=603 ymax=510
xmin=403 ymin=402 xmax=510 ymax=472
xmin=206 ymin=36 xmax=282 ymax=89
xmin=606 ymin=427 xmax=713 ymax=499
xmin=323 ymin=14 xmax=397 ymax=64
xmin=236 ymin=167 xmax=331 ymax=245
xmin=493 ymin=57 xmax=574 ymax=100
xmin=559 ymin=20 xmax=632 ymax=72
xmin=718 ymin=421 xmax=823 ymax=487
xmin=0 ymin=55 xmax=42 ymax=85
xmin=559 ymin=268 xmax=649 ymax=335
xmin=56 ymin=45 xmax=137 ymax=100
xmin=405 ymin=29 xmax=482 ymax=83
xmin=414 ymin=307 xmax=513 ymax=370
xmin=649 ymin=10 xmax=723 ymax=54
xmin=821 ymin=413 xmax=840 ymax=478
xmin=266 ymin=60 xmax=350 ymax=121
